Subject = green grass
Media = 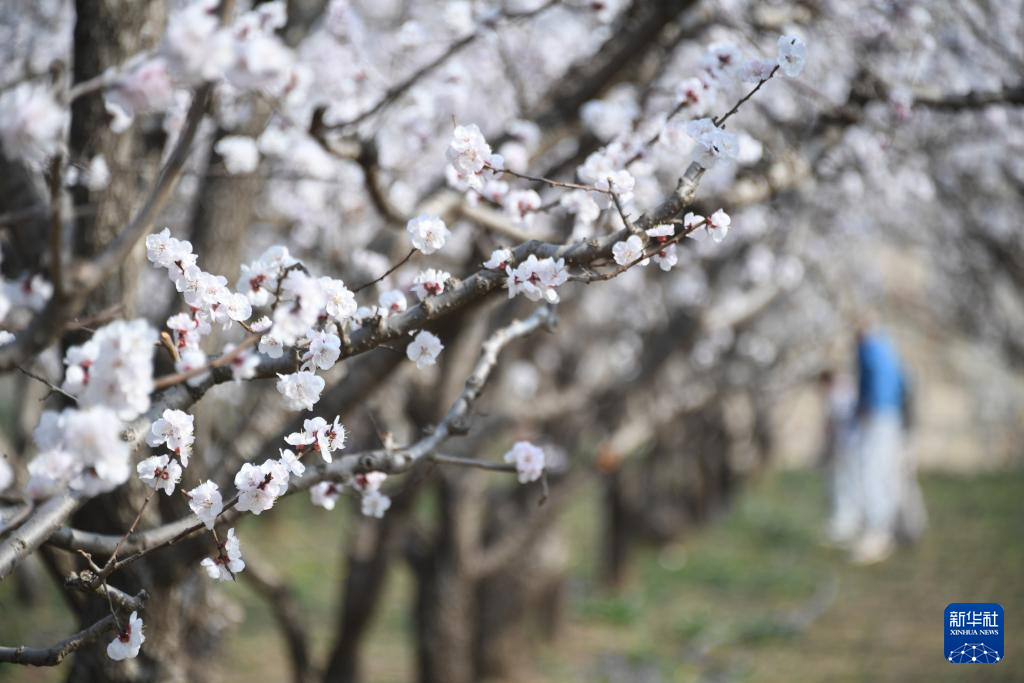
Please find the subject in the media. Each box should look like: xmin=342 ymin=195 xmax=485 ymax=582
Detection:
xmin=2 ymin=469 xmax=1023 ymax=682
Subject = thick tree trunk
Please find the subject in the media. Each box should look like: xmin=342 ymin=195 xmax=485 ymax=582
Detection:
xmin=63 ymin=3 xmax=229 ymax=682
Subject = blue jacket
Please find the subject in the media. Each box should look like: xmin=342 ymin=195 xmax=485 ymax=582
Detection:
xmin=857 ymin=333 xmax=905 ymax=415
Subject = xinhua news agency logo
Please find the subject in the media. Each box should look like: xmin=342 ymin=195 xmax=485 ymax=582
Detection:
xmin=945 ymin=603 xmax=1003 ymax=663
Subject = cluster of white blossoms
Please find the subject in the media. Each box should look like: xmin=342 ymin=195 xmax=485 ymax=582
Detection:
xmin=147 ymin=228 xmax=256 ymax=384
xmin=647 ymin=225 xmax=678 ymax=272
xmin=504 ymin=255 xmax=570 ymax=304
xmin=446 ymin=123 xmax=504 ymax=191
xmin=680 ymin=35 xmax=804 ymax=168
xmin=503 ymin=441 xmax=546 ymax=484
xmin=310 ymin=470 xmax=390 ymax=518
xmin=234 ymin=459 xmax=290 ymax=515
xmin=504 ymin=189 xmax=543 ymax=227
xmin=201 ymin=528 xmax=245 ymax=581
xmin=147 ymin=229 xmax=362 ymax=410
xmin=137 ymin=409 xmax=196 ymax=496
xmin=106 ymin=1 xmax=303 ymax=132
xmin=310 ymin=480 xmax=343 ymax=510
xmin=25 ymin=408 xmax=131 ymax=498
xmin=0 ymin=82 xmax=66 ymax=166
xmin=106 ymin=611 xmax=145 ymax=661
xmin=406 ymin=215 xmax=451 ymax=255
xmin=353 ymin=472 xmax=391 ymax=518
xmin=62 ymin=320 xmax=158 ymax=419
xmin=686 ymin=209 xmax=731 ymax=244
xmin=214 ymin=135 xmax=260 ymax=175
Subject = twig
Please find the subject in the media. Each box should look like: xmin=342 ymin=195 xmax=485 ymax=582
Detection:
xmin=0 ymin=588 xmax=147 ymax=666
xmin=489 ymin=163 xmax=612 ymax=195
xmin=46 ymin=155 xmax=65 ymax=301
xmin=16 ymin=366 xmax=78 ymax=402
xmin=152 ymin=333 xmax=259 ymax=389
xmin=713 ymin=65 xmax=779 ymax=128
xmin=429 ymin=453 xmax=518 ymax=473
xmin=351 ymin=249 xmax=416 ymax=294
xmin=91 ymin=490 xmax=154 ymax=586
xmin=323 ymin=1 xmax=560 ymax=132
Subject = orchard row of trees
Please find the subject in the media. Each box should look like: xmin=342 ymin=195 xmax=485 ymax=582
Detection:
xmin=0 ymin=0 xmax=1022 ymax=681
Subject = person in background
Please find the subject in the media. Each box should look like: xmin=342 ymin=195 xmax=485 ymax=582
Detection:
xmin=817 ymin=368 xmax=861 ymax=546
xmin=852 ymin=321 xmax=927 ymax=564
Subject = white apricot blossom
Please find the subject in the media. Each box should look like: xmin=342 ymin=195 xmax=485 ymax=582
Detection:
xmin=411 ymin=269 xmax=451 ymax=300
xmin=503 ymin=441 xmax=546 ymax=484
xmin=311 ymin=481 xmax=343 ymax=510
xmin=137 ymin=455 xmax=183 ymax=496
xmin=201 ymin=528 xmax=245 ymax=581
xmin=777 ymin=35 xmax=807 ymax=77
xmin=276 ymin=371 xmax=325 ymax=411
xmin=505 ymin=255 xmax=568 ymax=303
xmin=188 ymin=481 xmax=224 ymax=530
xmin=612 ymin=234 xmax=648 ymax=267
xmin=106 ymin=611 xmax=145 ymax=661
xmin=406 ymin=215 xmax=450 ymax=254
xmin=407 ymin=331 xmax=443 ymax=369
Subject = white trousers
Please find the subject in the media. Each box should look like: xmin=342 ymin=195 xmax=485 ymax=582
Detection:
xmin=827 ymin=430 xmax=862 ymax=541
xmin=859 ymin=412 xmax=927 ymax=541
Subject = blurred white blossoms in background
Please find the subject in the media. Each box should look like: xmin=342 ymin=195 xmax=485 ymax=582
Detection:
xmin=105 ymin=58 xmax=176 ymax=131
xmin=504 ymin=189 xmax=542 ymax=226
xmin=577 ymin=149 xmax=635 ymax=205
xmin=0 ymin=82 xmax=66 ymax=166
xmin=0 ymin=456 xmax=13 ymax=492
xmin=675 ymin=77 xmax=711 ymax=112
xmin=201 ymin=528 xmax=245 ymax=581
xmin=407 ymin=330 xmax=443 ymax=369
xmin=106 ymin=611 xmax=145 ymax=661
xmin=739 ymin=58 xmax=777 ymax=83
xmin=503 ymin=441 xmax=546 ymax=484
xmin=777 ymin=35 xmax=806 ymax=77
xmin=353 ymin=472 xmax=391 ymax=518
xmin=406 ymin=215 xmax=451 ymax=254
xmin=25 ymin=407 xmax=131 ymax=498
xmin=361 ymin=491 xmax=391 ymax=518
xmin=188 ymin=481 xmax=224 ymax=530
xmin=311 ymin=481 xmax=343 ymax=510
xmin=214 ymin=135 xmax=260 ymax=174
xmin=62 ymin=320 xmax=157 ymax=420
